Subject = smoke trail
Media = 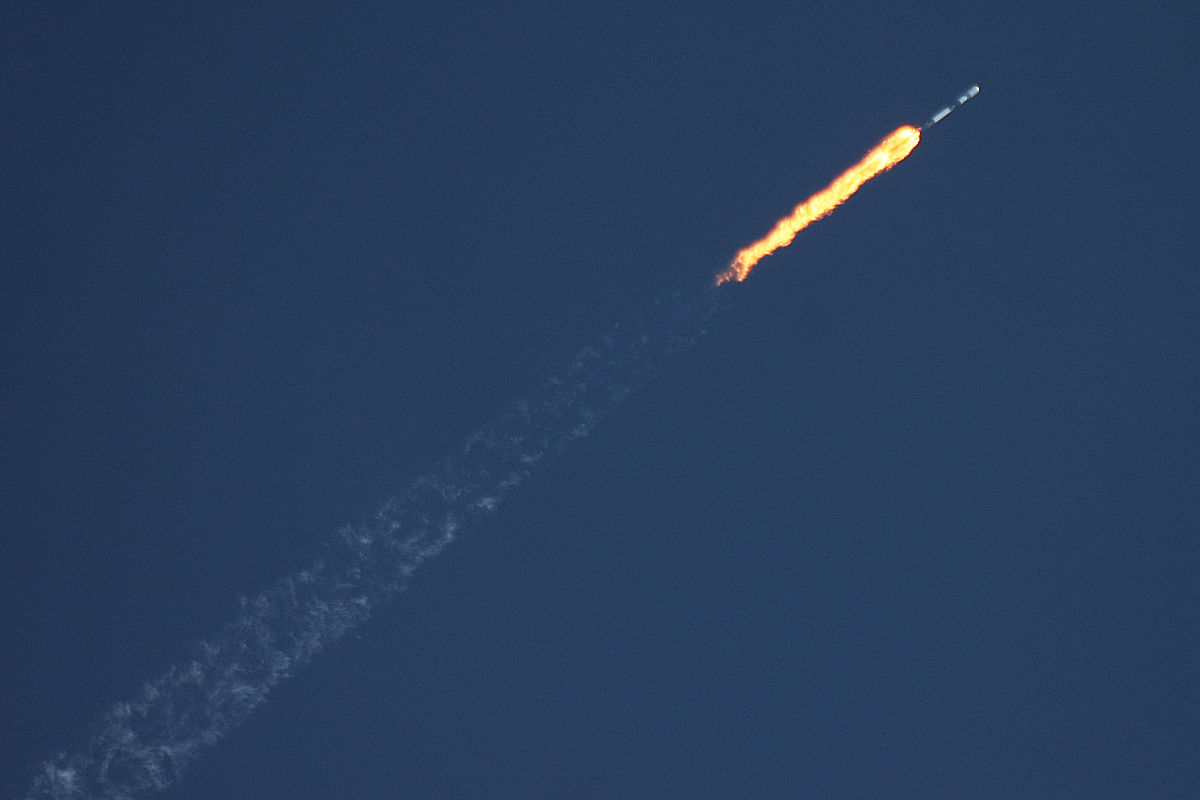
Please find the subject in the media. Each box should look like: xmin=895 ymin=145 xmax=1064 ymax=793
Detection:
xmin=716 ymin=125 xmax=920 ymax=285
xmin=24 ymin=287 xmax=723 ymax=800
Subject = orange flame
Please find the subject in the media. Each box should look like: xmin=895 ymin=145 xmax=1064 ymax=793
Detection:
xmin=716 ymin=125 xmax=921 ymax=285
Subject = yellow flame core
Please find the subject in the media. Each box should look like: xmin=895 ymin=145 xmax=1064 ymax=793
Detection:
xmin=716 ymin=125 xmax=921 ymax=285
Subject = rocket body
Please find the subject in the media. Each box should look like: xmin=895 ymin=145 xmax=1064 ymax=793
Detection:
xmin=924 ymin=84 xmax=979 ymax=129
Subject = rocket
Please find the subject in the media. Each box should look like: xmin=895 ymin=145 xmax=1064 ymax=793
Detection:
xmin=924 ymin=85 xmax=980 ymax=130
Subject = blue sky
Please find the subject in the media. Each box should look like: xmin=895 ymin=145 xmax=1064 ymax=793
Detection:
xmin=3 ymin=2 xmax=1198 ymax=798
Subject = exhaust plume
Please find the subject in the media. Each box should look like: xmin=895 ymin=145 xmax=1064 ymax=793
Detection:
xmin=716 ymin=125 xmax=921 ymax=285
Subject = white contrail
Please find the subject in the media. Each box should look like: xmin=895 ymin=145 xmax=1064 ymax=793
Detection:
xmin=23 ymin=288 xmax=721 ymax=800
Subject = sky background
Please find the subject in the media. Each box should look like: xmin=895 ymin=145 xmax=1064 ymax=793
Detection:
xmin=2 ymin=2 xmax=1198 ymax=799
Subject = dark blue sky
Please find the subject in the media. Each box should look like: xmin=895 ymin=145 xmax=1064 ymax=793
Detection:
xmin=3 ymin=2 xmax=1198 ymax=799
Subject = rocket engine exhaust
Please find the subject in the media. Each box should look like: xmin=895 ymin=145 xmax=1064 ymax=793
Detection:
xmin=715 ymin=84 xmax=979 ymax=285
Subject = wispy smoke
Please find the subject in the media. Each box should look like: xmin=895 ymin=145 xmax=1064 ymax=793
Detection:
xmin=24 ymin=287 xmax=722 ymax=800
